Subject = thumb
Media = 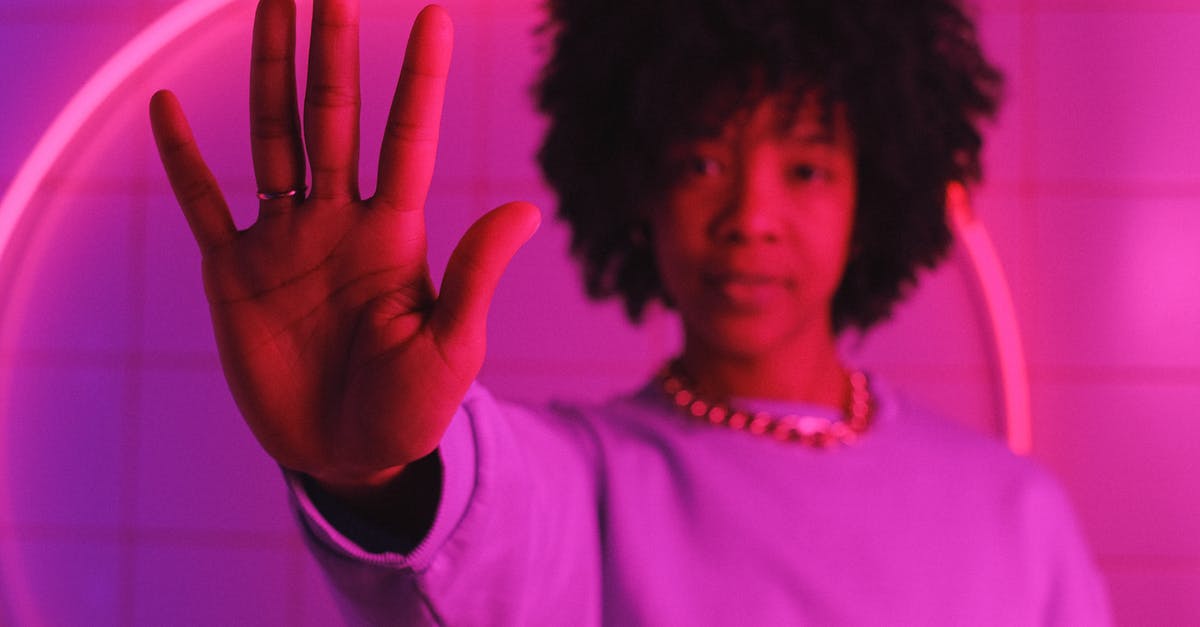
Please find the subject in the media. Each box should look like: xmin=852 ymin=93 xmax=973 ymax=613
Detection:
xmin=431 ymin=201 xmax=541 ymax=348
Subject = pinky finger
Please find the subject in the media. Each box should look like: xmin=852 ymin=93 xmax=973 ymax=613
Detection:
xmin=150 ymin=90 xmax=236 ymax=251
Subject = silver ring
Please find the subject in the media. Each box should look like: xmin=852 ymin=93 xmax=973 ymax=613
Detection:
xmin=256 ymin=185 xmax=306 ymax=201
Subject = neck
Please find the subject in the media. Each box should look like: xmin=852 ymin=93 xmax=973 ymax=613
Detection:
xmin=677 ymin=326 xmax=848 ymax=411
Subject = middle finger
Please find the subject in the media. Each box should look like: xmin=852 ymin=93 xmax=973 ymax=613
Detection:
xmin=304 ymin=0 xmax=361 ymax=201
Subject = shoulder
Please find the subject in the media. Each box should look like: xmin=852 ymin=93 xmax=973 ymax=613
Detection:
xmin=869 ymin=376 xmax=1104 ymax=561
xmin=863 ymin=376 xmax=1082 ymax=514
xmin=870 ymin=376 xmax=1026 ymax=466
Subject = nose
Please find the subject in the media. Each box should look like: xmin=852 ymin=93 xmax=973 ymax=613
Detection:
xmin=710 ymin=154 xmax=784 ymax=245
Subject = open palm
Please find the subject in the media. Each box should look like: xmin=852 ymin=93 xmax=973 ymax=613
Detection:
xmin=149 ymin=1 xmax=539 ymax=490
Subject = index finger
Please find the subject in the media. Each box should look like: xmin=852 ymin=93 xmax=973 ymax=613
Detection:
xmin=371 ymin=5 xmax=452 ymax=212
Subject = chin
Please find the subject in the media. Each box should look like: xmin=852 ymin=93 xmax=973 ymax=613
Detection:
xmin=689 ymin=316 xmax=797 ymax=360
xmin=681 ymin=302 xmax=832 ymax=361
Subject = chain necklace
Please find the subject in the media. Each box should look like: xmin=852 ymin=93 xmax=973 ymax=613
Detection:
xmin=656 ymin=361 xmax=873 ymax=449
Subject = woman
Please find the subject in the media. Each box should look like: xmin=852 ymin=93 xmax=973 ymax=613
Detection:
xmin=150 ymin=0 xmax=1111 ymax=623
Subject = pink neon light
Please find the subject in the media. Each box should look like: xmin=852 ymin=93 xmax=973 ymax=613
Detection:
xmin=0 ymin=0 xmax=240 ymax=261
xmin=947 ymin=182 xmax=1033 ymax=455
xmin=0 ymin=1 xmax=238 ymax=623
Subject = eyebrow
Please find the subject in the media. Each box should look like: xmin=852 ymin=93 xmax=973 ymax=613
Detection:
xmin=786 ymin=128 xmax=836 ymax=144
xmin=777 ymin=100 xmax=839 ymax=144
xmin=778 ymin=110 xmax=836 ymax=143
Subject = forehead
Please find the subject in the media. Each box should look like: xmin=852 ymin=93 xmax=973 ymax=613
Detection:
xmin=690 ymin=89 xmax=846 ymax=144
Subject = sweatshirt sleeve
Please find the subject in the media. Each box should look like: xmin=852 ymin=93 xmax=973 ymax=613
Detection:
xmin=286 ymin=383 xmax=604 ymax=626
xmin=1029 ymin=474 xmax=1114 ymax=627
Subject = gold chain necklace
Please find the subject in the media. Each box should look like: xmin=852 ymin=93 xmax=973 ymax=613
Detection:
xmin=656 ymin=361 xmax=873 ymax=449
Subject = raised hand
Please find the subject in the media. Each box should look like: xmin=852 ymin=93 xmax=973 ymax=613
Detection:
xmin=149 ymin=1 xmax=539 ymax=494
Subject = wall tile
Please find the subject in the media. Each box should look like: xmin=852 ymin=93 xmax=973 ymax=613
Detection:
xmin=140 ymin=189 xmax=219 ymax=356
xmin=133 ymin=543 xmax=293 ymax=626
xmin=1 ymin=191 xmax=138 ymax=354
xmin=423 ymin=189 xmax=491 ymax=287
xmin=1032 ymin=380 xmax=1200 ymax=557
xmin=0 ymin=537 xmax=122 ymax=627
xmin=1030 ymin=195 xmax=1200 ymax=369
xmin=135 ymin=367 xmax=292 ymax=533
xmin=846 ymin=249 xmax=995 ymax=370
xmin=357 ymin=0 xmax=487 ymax=196
xmin=484 ymin=214 xmax=664 ymax=371
xmin=1037 ymin=0 xmax=1200 ymax=10
xmin=1 ymin=364 xmax=128 ymax=528
xmin=1102 ymin=566 xmax=1200 ymax=627
xmin=866 ymin=370 xmax=1003 ymax=438
xmin=33 ymin=71 xmax=161 ymax=192
xmin=145 ymin=9 xmax=258 ymax=205
xmin=971 ymin=187 xmax=1042 ymax=366
xmin=478 ymin=4 xmax=547 ymax=186
xmin=975 ymin=8 xmax=1027 ymax=185
xmin=0 ymin=20 xmax=145 ymax=185
xmin=1034 ymin=11 xmax=1200 ymax=183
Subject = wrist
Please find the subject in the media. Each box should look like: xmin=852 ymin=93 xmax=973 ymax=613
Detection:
xmin=312 ymin=464 xmax=409 ymax=505
xmin=303 ymin=452 xmax=443 ymax=547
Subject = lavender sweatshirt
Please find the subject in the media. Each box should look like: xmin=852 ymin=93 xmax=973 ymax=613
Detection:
xmin=289 ymin=378 xmax=1111 ymax=626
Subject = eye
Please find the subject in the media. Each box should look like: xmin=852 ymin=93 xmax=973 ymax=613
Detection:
xmin=684 ymin=155 xmax=724 ymax=178
xmin=789 ymin=164 xmax=825 ymax=182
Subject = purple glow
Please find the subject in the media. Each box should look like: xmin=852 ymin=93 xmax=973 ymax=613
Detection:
xmin=0 ymin=1 xmax=1198 ymax=625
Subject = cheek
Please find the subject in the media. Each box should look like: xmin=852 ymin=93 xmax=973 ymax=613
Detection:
xmin=797 ymin=198 xmax=856 ymax=286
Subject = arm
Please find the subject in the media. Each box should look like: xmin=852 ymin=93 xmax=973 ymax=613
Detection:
xmin=1027 ymin=473 xmax=1113 ymax=626
xmin=151 ymin=3 xmax=602 ymax=622
xmin=290 ymin=385 xmax=605 ymax=626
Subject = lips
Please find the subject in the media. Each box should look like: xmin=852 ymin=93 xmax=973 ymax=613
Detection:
xmin=701 ymin=270 xmax=793 ymax=308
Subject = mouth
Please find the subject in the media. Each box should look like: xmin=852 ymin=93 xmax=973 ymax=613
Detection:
xmin=701 ymin=271 xmax=792 ymax=308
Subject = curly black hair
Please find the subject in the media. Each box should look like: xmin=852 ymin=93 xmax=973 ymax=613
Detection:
xmin=534 ymin=0 xmax=1002 ymax=333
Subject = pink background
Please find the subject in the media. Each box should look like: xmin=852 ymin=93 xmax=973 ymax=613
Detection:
xmin=1 ymin=0 xmax=1197 ymax=624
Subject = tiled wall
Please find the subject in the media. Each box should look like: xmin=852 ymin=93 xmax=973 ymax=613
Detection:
xmin=0 ymin=0 xmax=1196 ymax=624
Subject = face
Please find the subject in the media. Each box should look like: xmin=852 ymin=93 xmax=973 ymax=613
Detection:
xmin=651 ymin=95 xmax=857 ymax=360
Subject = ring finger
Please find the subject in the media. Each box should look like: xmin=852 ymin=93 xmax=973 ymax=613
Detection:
xmin=250 ymin=0 xmax=306 ymax=215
